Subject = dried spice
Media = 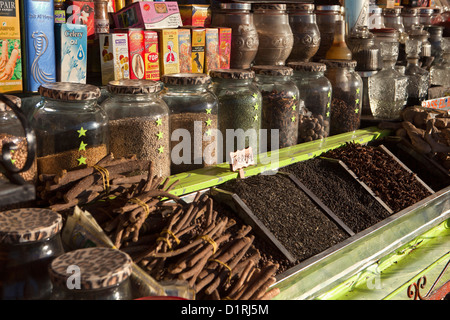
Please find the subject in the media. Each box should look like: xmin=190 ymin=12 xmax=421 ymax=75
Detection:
xmin=298 ymin=114 xmax=329 ymax=142
xmin=0 ymin=133 xmax=37 ymax=183
xmin=330 ymin=87 xmax=361 ymax=135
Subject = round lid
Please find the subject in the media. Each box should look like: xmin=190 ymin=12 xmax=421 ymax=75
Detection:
xmin=209 ymin=68 xmax=255 ymax=80
xmin=161 ymin=73 xmax=211 ymax=85
xmin=252 ymin=65 xmax=293 ymax=76
xmin=287 ymin=3 xmax=315 ymax=12
xmin=49 ymin=247 xmax=133 ymax=290
xmin=38 ymin=82 xmax=101 ymax=101
xmin=321 ymin=59 xmax=357 ymax=69
xmin=383 ymin=7 xmax=402 ymax=15
xmin=287 ymin=61 xmax=326 ymax=72
xmin=220 ymin=2 xmax=251 ymax=10
xmin=253 ymin=3 xmax=286 ymax=11
xmin=419 ymin=7 xmax=434 ymax=15
xmin=402 ymin=7 xmax=419 ymax=15
xmin=0 ymin=95 xmax=21 ymax=112
xmin=0 ymin=208 xmax=63 ymax=244
xmin=370 ymin=6 xmax=383 ymax=14
xmin=107 ymin=79 xmax=162 ymax=94
xmin=315 ymin=5 xmax=341 ymax=12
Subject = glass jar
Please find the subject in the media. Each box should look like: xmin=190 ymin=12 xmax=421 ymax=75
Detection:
xmin=288 ymin=62 xmax=332 ymax=143
xmin=0 ymin=95 xmax=37 ymax=183
xmin=253 ymin=65 xmax=300 ymax=150
xmin=210 ymin=2 xmax=259 ymax=69
xmin=30 ymin=83 xmax=108 ymax=175
xmin=369 ymin=6 xmax=385 ymax=30
xmin=404 ymin=39 xmax=430 ymax=106
xmin=402 ymin=7 xmax=420 ymax=33
xmin=419 ymin=7 xmax=434 ymax=26
xmin=161 ymin=73 xmax=218 ymax=174
xmin=325 ymin=19 xmax=352 ymax=60
xmin=49 ymin=247 xmax=133 ymax=300
xmin=430 ymin=38 xmax=450 ymax=87
xmin=314 ymin=5 xmax=342 ymax=62
xmin=286 ymin=3 xmax=321 ymax=63
xmin=371 ymin=28 xmax=399 ymax=70
xmin=347 ymin=26 xmax=379 ymax=71
xmin=383 ymin=7 xmax=405 ymax=33
xmin=322 ymin=59 xmax=363 ymax=135
xmin=210 ymin=69 xmax=261 ymax=163
xmin=408 ymin=24 xmax=432 ymax=65
xmin=368 ymin=41 xmax=408 ymax=120
xmin=253 ymin=3 xmax=294 ymax=66
xmin=0 ymin=208 xmax=64 ymax=300
xmin=101 ymin=79 xmax=170 ymax=178
xmin=425 ymin=25 xmax=444 ymax=65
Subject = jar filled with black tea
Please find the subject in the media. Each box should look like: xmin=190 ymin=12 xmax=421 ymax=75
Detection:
xmin=210 ymin=69 xmax=262 ymax=163
xmin=161 ymin=73 xmax=218 ymax=174
xmin=253 ymin=65 xmax=300 ymax=150
xmin=0 ymin=208 xmax=64 ymax=300
xmin=102 ymin=79 xmax=170 ymax=178
xmin=321 ymin=59 xmax=363 ymax=136
xmin=49 ymin=247 xmax=133 ymax=300
xmin=30 ymin=82 xmax=108 ymax=175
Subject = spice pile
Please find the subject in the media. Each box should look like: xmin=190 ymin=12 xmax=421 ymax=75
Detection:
xmin=0 ymin=133 xmax=36 ymax=183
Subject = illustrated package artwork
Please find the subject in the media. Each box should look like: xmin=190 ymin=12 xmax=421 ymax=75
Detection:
xmin=99 ymin=33 xmax=130 ymax=85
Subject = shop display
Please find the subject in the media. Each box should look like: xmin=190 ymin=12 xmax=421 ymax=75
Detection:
xmin=314 ymin=5 xmax=342 ymax=62
xmin=430 ymin=37 xmax=450 ymax=87
xmin=102 ymin=79 xmax=170 ymax=178
xmin=404 ymin=39 xmax=430 ymax=106
xmin=325 ymin=19 xmax=352 ymax=60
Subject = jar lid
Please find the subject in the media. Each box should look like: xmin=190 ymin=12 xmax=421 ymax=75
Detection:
xmin=107 ymin=79 xmax=162 ymax=94
xmin=253 ymin=3 xmax=286 ymax=11
xmin=209 ymin=69 xmax=255 ymax=80
xmin=383 ymin=7 xmax=402 ymax=15
xmin=39 ymin=82 xmax=101 ymax=101
xmin=321 ymin=59 xmax=357 ymax=69
xmin=287 ymin=3 xmax=315 ymax=13
xmin=287 ymin=61 xmax=326 ymax=72
xmin=315 ymin=5 xmax=341 ymax=12
xmin=0 ymin=208 xmax=63 ymax=244
xmin=220 ymin=2 xmax=251 ymax=10
xmin=252 ymin=65 xmax=293 ymax=76
xmin=419 ymin=7 xmax=434 ymax=15
xmin=402 ymin=7 xmax=419 ymax=15
xmin=161 ymin=73 xmax=211 ymax=85
xmin=49 ymin=247 xmax=133 ymax=290
xmin=370 ymin=6 xmax=383 ymax=14
xmin=0 ymin=95 xmax=21 ymax=112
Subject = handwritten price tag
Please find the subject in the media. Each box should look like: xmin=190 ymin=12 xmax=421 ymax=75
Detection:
xmin=422 ymin=96 xmax=450 ymax=110
xmin=229 ymin=147 xmax=255 ymax=178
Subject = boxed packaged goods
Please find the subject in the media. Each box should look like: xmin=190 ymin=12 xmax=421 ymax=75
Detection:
xmin=0 ymin=0 xmax=22 ymax=93
xmin=21 ymin=0 xmax=56 ymax=92
xmin=179 ymin=4 xmax=211 ymax=27
xmin=158 ymin=29 xmax=180 ymax=75
xmin=190 ymin=28 xmax=205 ymax=73
xmin=178 ymin=28 xmax=192 ymax=73
xmin=205 ymin=28 xmax=219 ymax=73
xmin=66 ymin=1 xmax=96 ymax=37
xmin=115 ymin=28 xmax=145 ymax=79
xmin=218 ymin=27 xmax=231 ymax=69
xmin=144 ymin=30 xmax=160 ymax=80
xmin=113 ymin=1 xmax=182 ymax=30
xmin=99 ymin=33 xmax=130 ymax=85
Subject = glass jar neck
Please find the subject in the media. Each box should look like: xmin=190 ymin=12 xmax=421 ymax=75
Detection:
xmin=164 ymin=83 xmax=209 ymax=93
xmin=256 ymin=74 xmax=292 ymax=83
xmin=293 ymin=70 xmax=324 ymax=79
xmin=333 ymin=21 xmax=347 ymax=43
xmin=111 ymin=93 xmax=160 ymax=102
xmin=213 ymin=78 xmax=254 ymax=87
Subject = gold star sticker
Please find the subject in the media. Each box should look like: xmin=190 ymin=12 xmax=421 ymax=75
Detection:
xmin=292 ymin=104 xmax=296 ymax=111
xmin=205 ymin=118 xmax=212 ymax=126
xmin=293 ymin=95 xmax=297 ymax=100
xmin=253 ymin=115 xmax=258 ymax=122
xmin=291 ymin=116 xmax=296 ymax=122
xmin=156 ymin=118 xmax=162 ymax=126
xmin=158 ymin=146 xmax=164 ymax=154
xmin=327 ymin=102 xmax=331 ymax=109
xmin=326 ymin=111 xmax=330 ymax=117
xmin=77 ymin=156 xmax=87 ymax=165
xmin=156 ymin=132 xmax=164 ymax=140
xmin=11 ymin=159 xmax=16 ymax=165
xmin=355 ymin=108 xmax=359 ymax=114
xmin=77 ymin=127 xmax=87 ymax=138
xmin=355 ymin=99 xmax=360 ymax=104
xmin=252 ymin=93 xmax=258 ymax=99
xmin=79 ymin=141 xmax=88 ymax=151
xmin=205 ymin=129 xmax=212 ymax=136
xmin=253 ymin=103 xmax=259 ymax=111
xmin=356 ymin=88 xmax=360 ymax=94
xmin=328 ymin=91 xmax=331 ymax=98
xmin=205 ymin=108 xmax=212 ymax=114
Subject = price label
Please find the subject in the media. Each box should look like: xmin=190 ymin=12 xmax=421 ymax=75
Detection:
xmin=229 ymin=147 xmax=255 ymax=174
xmin=422 ymin=96 xmax=450 ymax=110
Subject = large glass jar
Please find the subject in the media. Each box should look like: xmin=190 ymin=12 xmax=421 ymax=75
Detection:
xmin=419 ymin=7 xmax=434 ymax=26
xmin=30 ymin=83 xmax=108 ymax=175
xmin=322 ymin=59 xmax=363 ymax=135
xmin=347 ymin=26 xmax=379 ymax=71
xmin=49 ymin=247 xmax=133 ymax=300
xmin=253 ymin=65 xmax=300 ymax=151
xmin=314 ymin=5 xmax=342 ymax=62
xmin=383 ymin=7 xmax=405 ymax=33
xmin=426 ymin=25 xmax=444 ymax=66
xmin=371 ymin=28 xmax=399 ymax=70
xmin=210 ymin=2 xmax=259 ymax=69
xmin=288 ymin=61 xmax=332 ymax=143
xmin=368 ymin=41 xmax=408 ymax=120
xmin=404 ymin=39 xmax=430 ymax=106
xmin=402 ymin=7 xmax=420 ymax=33
xmin=0 ymin=208 xmax=64 ymax=300
xmin=408 ymin=25 xmax=432 ymax=60
xmin=430 ymin=38 xmax=450 ymax=87
xmin=101 ymin=79 xmax=170 ymax=178
xmin=161 ymin=73 xmax=218 ymax=174
xmin=0 ymin=95 xmax=37 ymax=183
xmin=253 ymin=3 xmax=294 ymax=66
xmin=210 ymin=69 xmax=261 ymax=163
xmin=286 ymin=3 xmax=320 ymax=63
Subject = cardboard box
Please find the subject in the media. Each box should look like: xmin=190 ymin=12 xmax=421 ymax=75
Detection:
xmin=190 ymin=28 xmax=205 ymax=73
xmin=178 ymin=28 xmax=192 ymax=73
xmin=0 ymin=0 xmax=22 ymax=93
xmin=376 ymin=0 xmax=396 ymax=7
xmin=66 ymin=1 xmax=95 ymax=37
xmin=179 ymin=4 xmax=211 ymax=27
xmin=218 ymin=28 xmax=231 ymax=69
xmin=99 ymin=33 xmax=130 ymax=85
xmin=115 ymin=28 xmax=145 ymax=79
xmin=158 ymin=29 xmax=180 ymax=75
xmin=113 ymin=1 xmax=182 ymax=30
xmin=205 ymin=28 xmax=219 ymax=73
xmin=55 ymin=23 xmax=88 ymax=84
xmin=144 ymin=30 xmax=160 ymax=80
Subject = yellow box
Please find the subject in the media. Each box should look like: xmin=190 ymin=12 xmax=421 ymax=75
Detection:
xmin=158 ymin=29 xmax=180 ymax=76
xmin=178 ymin=28 xmax=192 ymax=73
xmin=190 ymin=28 xmax=205 ymax=73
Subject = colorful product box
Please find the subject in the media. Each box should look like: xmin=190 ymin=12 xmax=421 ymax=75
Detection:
xmin=0 ymin=0 xmax=22 ymax=93
xmin=21 ymin=0 xmax=56 ymax=92
xmin=66 ymin=1 xmax=96 ymax=37
xmin=218 ymin=28 xmax=231 ymax=70
xmin=115 ymin=28 xmax=145 ymax=79
xmin=55 ymin=23 xmax=88 ymax=84
xmin=179 ymin=4 xmax=211 ymax=27
xmin=158 ymin=29 xmax=180 ymax=76
xmin=99 ymin=33 xmax=130 ymax=85
xmin=178 ymin=28 xmax=192 ymax=73
xmin=144 ymin=30 xmax=160 ymax=81
xmin=205 ymin=28 xmax=219 ymax=74
xmin=190 ymin=28 xmax=205 ymax=73
xmin=113 ymin=1 xmax=182 ymax=30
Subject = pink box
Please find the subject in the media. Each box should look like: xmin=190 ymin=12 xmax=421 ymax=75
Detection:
xmin=113 ymin=1 xmax=182 ymax=30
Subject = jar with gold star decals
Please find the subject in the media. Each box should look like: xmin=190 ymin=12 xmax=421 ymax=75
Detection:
xmin=30 ymin=82 xmax=108 ymax=175
xmin=101 ymin=79 xmax=170 ymax=178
